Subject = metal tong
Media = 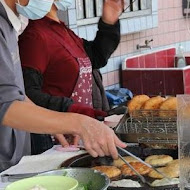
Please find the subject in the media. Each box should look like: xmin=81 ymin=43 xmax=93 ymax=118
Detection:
xmin=117 ymin=146 xmax=171 ymax=187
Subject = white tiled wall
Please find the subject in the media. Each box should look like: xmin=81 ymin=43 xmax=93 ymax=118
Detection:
xmin=60 ymin=0 xmax=158 ymax=37
xmin=58 ymin=0 xmax=176 ymax=89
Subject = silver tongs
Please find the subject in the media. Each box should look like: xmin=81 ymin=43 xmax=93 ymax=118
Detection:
xmin=117 ymin=147 xmax=171 ymax=186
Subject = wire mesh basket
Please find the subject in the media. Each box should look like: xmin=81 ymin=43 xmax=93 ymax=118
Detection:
xmin=115 ymin=110 xmax=177 ymax=145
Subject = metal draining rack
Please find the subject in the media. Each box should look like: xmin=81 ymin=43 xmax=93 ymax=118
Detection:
xmin=115 ymin=110 xmax=178 ymax=144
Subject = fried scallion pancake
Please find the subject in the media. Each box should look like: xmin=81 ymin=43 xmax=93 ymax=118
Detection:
xmin=121 ymin=162 xmax=151 ymax=176
xmin=92 ymin=165 xmax=121 ymax=179
xmin=145 ymin=155 xmax=173 ymax=167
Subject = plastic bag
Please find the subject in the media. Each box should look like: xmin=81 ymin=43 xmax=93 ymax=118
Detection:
xmin=106 ymin=88 xmax=133 ymax=107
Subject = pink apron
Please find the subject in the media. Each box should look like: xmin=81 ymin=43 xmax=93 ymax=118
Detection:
xmin=49 ymin=24 xmax=93 ymax=107
xmin=71 ymin=57 xmax=92 ymax=106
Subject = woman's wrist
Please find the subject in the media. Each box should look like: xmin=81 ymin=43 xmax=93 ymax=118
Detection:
xmin=101 ymin=16 xmax=118 ymax=25
xmin=100 ymin=17 xmax=119 ymax=27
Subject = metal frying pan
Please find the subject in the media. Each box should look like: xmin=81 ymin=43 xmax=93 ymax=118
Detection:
xmin=61 ymin=146 xmax=179 ymax=190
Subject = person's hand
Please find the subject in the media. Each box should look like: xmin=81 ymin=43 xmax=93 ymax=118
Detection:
xmin=77 ymin=115 xmax=126 ymax=159
xmin=54 ymin=134 xmax=80 ymax=147
xmin=68 ymin=104 xmax=107 ymax=119
xmin=102 ymin=0 xmax=125 ymax=25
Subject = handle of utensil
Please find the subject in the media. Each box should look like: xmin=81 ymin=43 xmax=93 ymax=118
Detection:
xmin=106 ymin=105 xmax=127 ymax=116
xmin=1 ymin=173 xmax=38 ymax=182
xmin=117 ymin=146 xmax=152 ymax=167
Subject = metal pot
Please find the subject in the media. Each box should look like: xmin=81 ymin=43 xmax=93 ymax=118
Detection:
xmin=38 ymin=168 xmax=110 ymax=190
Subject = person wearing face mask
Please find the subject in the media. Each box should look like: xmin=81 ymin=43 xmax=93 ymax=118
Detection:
xmin=18 ymin=0 xmax=124 ymax=154
xmin=0 ymin=0 xmax=126 ymax=172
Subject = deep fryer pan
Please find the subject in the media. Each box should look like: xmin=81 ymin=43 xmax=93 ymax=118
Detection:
xmin=61 ymin=146 xmax=179 ymax=190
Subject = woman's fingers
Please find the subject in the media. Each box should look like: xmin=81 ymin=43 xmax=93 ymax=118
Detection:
xmin=92 ymin=142 xmax=106 ymax=157
xmin=80 ymin=121 xmax=124 ymax=159
xmin=83 ymin=140 xmax=99 ymax=157
xmin=54 ymin=134 xmax=69 ymax=147
xmin=73 ymin=135 xmax=80 ymax=146
xmin=99 ymin=139 xmax=110 ymax=157
xmin=114 ymin=134 xmax=127 ymax=148
xmin=77 ymin=114 xmax=127 ymax=159
xmin=102 ymin=0 xmax=125 ymax=24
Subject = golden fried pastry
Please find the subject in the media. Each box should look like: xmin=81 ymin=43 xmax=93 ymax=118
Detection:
xmin=145 ymin=155 xmax=173 ymax=167
xmin=159 ymin=97 xmax=177 ymax=110
xmin=141 ymin=96 xmax=165 ymax=110
xmin=148 ymin=159 xmax=179 ymax=179
xmin=148 ymin=167 xmax=166 ymax=179
xmin=148 ymin=166 xmax=179 ymax=179
xmin=128 ymin=95 xmax=150 ymax=115
xmin=159 ymin=97 xmax=177 ymax=117
xmin=166 ymin=159 xmax=179 ymax=170
xmin=92 ymin=166 xmax=121 ymax=179
xmin=121 ymin=162 xmax=151 ymax=176
xmin=113 ymin=156 xmax=139 ymax=168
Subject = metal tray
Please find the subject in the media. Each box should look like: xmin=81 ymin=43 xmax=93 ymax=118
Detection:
xmin=61 ymin=146 xmax=179 ymax=190
xmin=114 ymin=110 xmax=177 ymax=144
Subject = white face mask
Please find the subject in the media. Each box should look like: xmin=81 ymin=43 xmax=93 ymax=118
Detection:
xmin=54 ymin=0 xmax=72 ymax=11
xmin=16 ymin=0 xmax=54 ymax=20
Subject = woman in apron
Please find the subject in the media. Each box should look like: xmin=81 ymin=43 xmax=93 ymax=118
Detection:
xmin=19 ymin=0 xmax=124 ymax=154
